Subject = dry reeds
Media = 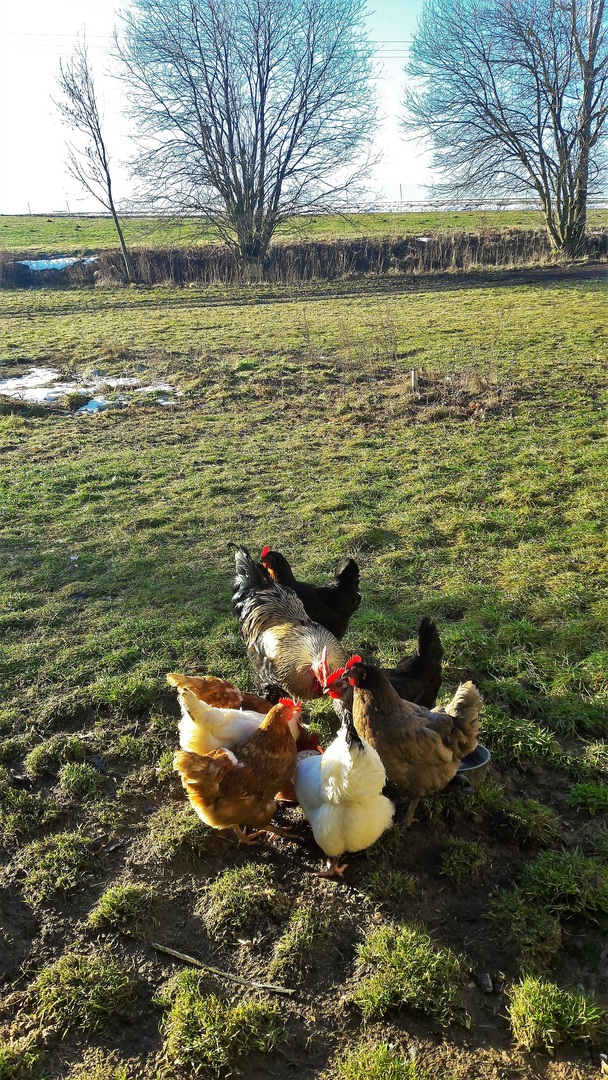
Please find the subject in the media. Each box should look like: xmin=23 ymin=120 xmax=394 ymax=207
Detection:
xmin=3 ymin=228 xmax=608 ymax=288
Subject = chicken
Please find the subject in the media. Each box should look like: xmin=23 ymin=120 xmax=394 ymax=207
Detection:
xmin=295 ymin=710 xmax=394 ymax=877
xmin=260 ymin=546 xmax=361 ymax=640
xmin=384 ymin=617 xmax=444 ymax=709
xmin=167 ymin=670 xmax=322 ymax=800
xmin=174 ymin=698 xmax=299 ymax=843
xmin=327 ymin=617 xmax=444 ymax=726
xmin=231 ymin=546 xmax=346 ymax=702
xmin=166 ymin=673 xmax=271 ymax=714
xmin=326 ymin=657 xmax=482 ymax=826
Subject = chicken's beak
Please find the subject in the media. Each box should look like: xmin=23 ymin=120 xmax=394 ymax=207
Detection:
xmin=323 ymin=667 xmax=347 ymax=699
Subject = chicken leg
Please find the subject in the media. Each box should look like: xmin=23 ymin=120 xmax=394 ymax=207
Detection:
xmin=316 ymin=856 xmax=347 ymax=878
xmin=403 ymin=797 xmax=419 ymax=829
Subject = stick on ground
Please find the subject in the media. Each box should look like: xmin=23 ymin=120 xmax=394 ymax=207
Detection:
xmin=151 ymin=942 xmax=296 ymax=996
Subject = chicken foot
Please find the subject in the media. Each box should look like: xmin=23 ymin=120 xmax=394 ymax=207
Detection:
xmin=316 ymin=856 xmax=347 ymax=878
xmin=232 ymin=824 xmax=296 ymax=845
xmin=266 ymin=826 xmax=297 ymax=841
xmin=232 ymin=825 xmax=267 ymax=845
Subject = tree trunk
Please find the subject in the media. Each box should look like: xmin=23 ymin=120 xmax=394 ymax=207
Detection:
xmin=109 ymin=204 xmax=136 ymax=283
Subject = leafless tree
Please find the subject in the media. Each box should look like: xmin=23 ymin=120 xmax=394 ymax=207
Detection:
xmin=115 ymin=0 xmax=377 ymax=266
xmin=403 ymin=0 xmax=608 ymax=252
xmin=56 ymin=40 xmax=136 ymax=281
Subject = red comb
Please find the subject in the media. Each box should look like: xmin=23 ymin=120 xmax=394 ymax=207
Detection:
xmin=345 ymin=655 xmax=363 ymax=670
xmin=261 ymin=545 xmax=270 ymax=558
xmin=325 ymin=667 xmax=345 ymax=686
xmin=279 ymin=697 xmax=300 ymax=709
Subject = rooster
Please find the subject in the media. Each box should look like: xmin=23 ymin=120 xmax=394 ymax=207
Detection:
xmin=231 ymin=546 xmax=346 ymax=702
xmin=295 ymin=711 xmax=394 ymax=877
xmin=326 ymin=657 xmax=482 ymax=826
xmin=174 ymin=698 xmax=299 ymax=844
xmin=260 ymin=546 xmax=361 ymax=640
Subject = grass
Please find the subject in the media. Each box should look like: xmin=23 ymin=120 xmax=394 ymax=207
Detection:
xmin=145 ymin=804 xmax=215 ymax=861
xmin=59 ymin=761 xmax=103 ymax=799
xmin=87 ymin=882 xmax=158 ymax=936
xmin=353 ymin=923 xmax=466 ymax=1026
xmin=331 ymin=1042 xmax=432 ymax=1080
xmin=16 ymin=830 xmax=95 ymax=904
xmin=23 ymin=735 xmax=87 ymax=777
xmin=6 ymin=209 xmax=608 ymax=255
xmin=0 ymin=767 xmax=62 ymax=840
xmin=1 ymin=229 xmax=608 ymax=1077
xmin=34 ymin=952 xmax=134 ymax=1034
xmin=440 ymin=838 xmax=487 ymax=882
xmin=492 ymin=849 xmax=608 ymax=970
xmin=569 ymin=782 xmax=608 ymax=814
xmin=491 ymin=889 xmax=563 ymax=970
xmin=267 ymin=899 xmax=329 ymax=978
xmin=520 ymin=850 xmax=608 ymax=916
xmin=360 ymin=869 xmax=418 ymax=904
xmin=63 ymin=1050 xmax=129 ymax=1080
xmin=508 ymin=976 xmax=607 ymax=1051
xmin=0 ymin=1038 xmax=41 ymax=1080
xmin=158 ymin=970 xmax=288 ymax=1076
xmin=500 ymin=797 xmax=562 ymax=844
xmin=202 ymin=864 xmax=288 ymax=937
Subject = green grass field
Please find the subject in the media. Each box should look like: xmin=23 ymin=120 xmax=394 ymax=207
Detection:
xmin=3 ymin=207 xmax=608 ymax=255
xmin=0 ymin=262 xmax=607 ymax=1079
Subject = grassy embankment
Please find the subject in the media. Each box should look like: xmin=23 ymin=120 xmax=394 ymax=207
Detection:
xmin=0 ymin=266 xmax=607 ymax=1079
xmin=3 ymin=208 xmax=608 ymax=255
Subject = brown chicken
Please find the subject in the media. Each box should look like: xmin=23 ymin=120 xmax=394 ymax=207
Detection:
xmin=326 ymin=657 xmax=482 ymax=826
xmin=231 ymin=546 xmax=346 ymax=701
xmin=174 ymin=698 xmax=299 ymax=843
xmin=166 ymin=673 xmax=272 ymax=714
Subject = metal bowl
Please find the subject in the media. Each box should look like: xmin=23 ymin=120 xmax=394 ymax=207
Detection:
xmin=457 ymin=743 xmax=491 ymax=784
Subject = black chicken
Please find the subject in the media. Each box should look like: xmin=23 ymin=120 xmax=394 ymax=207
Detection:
xmin=384 ymin=616 xmax=444 ymax=709
xmin=259 ymin=546 xmax=361 ymax=640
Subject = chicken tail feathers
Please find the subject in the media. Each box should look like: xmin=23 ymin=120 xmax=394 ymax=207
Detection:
xmin=174 ymin=747 xmax=239 ymax=799
xmin=394 ymin=617 xmax=444 ymax=676
xmin=442 ymin=680 xmax=482 ymax=757
xmin=231 ymin=545 xmax=273 ymax=620
xmin=333 ymin=557 xmax=360 ymax=592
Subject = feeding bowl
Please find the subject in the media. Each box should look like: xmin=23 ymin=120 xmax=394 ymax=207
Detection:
xmin=457 ymin=743 xmax=491 ymax=785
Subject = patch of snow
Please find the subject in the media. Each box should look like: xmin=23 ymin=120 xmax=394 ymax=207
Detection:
xmin=135 ymin=382 xmax=175 ymax=393
xmin=0 ymin=367 xmax=181 ymax=410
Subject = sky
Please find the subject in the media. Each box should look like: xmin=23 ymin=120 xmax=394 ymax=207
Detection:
xmin=0 ymin=0 xmax=432 ymax=215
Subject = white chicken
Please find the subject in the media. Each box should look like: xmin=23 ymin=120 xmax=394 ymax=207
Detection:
xmin=176 ymin=690 xmax=268 ymax=756
xmin=294 ymin=711 xmax=394 ymax=877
